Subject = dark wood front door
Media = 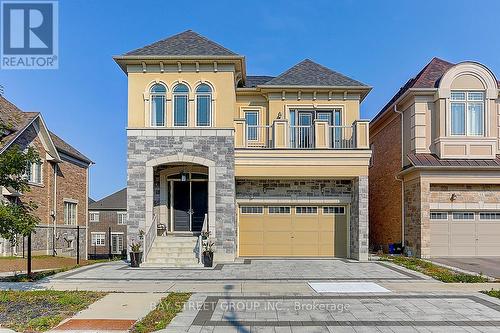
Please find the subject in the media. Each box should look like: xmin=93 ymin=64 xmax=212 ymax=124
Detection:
xmin=173 ymin=182 xmax=190 ymax=231
xmin=191 ymin=182 xmax=208 ymax=232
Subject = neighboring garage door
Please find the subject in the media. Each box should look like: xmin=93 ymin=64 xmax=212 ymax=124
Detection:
xmin=239 ymin=205 xmax=348 ymax=257
xmin=430 ymin=211 xmax=500 ymax=257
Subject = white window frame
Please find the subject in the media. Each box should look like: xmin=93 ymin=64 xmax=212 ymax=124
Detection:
xmin=149 ymin=84 xmax=167 ymax=127
xmin=117 ymin=212 xmax=127 ymax=225
xmin=479 ymin=212 xmax=500 ymax=221
xmin=172 ymin=84 xmax=189 ymax=127
xmin=452 ymin=211 xmax=475 ymax=221
xmin=244 ymin=111 xmax=260 ymax=142
xmin=195 ymin=84 xmax=213 ymax=127
xmin=91 ymin=232 xmax=106 ymax=246
xmin=449 ymin=91 xmax=485 ymax=137
xmin=89 ymin=211 xmax=100 ymax=222
xmin=241 ymin=206 xmax=263 ymax=214
xmin=111 ymin=232 xmax=124 ymax=254
xmin=295 ymin=206 xmax=318 ymax=215
xmin=430 ymin=211 xmax=448 ymax=220
xmin=322 ymin=206 xmax=345 ymax=215
xmin=26 ymin=161 xmax=43 ymax=185
xmin=268 ymin=206 xmax=291 ymax=214
xmin=64 ymin=201 xmax=78 ymax=225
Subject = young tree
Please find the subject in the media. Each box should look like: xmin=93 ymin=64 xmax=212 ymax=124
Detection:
xmin=0 ymin=144 xmax=41 ymax=275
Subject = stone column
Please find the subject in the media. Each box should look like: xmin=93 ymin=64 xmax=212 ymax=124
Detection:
xmin=350 ymin=176 xmax=369 ymax=261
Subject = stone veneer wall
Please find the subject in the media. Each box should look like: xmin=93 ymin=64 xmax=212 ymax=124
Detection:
xmin=429 ymin=184 xmax=500 ymax=206
xmin=350 ymin=176 xmax=369 ymax=261
xmin=403 ymin=178 xmax=428 ymax=257
xmin=236 ymin=179 xmax=352 ymax=199
xmin=127 ymin=129 xmax=236 ymax=262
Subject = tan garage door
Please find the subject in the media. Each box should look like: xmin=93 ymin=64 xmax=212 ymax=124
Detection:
xmin=430 ymin=211 xmax=500 ymax=257
xmin=239 ymin=205 xmax=348 ymax=257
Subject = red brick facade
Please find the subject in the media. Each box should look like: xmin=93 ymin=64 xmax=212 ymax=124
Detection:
xmin=369 ymin=114 xmax=403 ymax=251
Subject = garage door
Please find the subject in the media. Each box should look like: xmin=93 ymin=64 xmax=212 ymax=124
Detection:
xmin=239 ymin=205 xmax=348 ymax=257
xmin=430 ymin=211 xmax=500 ymax=257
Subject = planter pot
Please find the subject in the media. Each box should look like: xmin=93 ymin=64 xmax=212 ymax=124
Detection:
xmin=203 ymin=252 xmax=213 ymax=267
xmin=130 ymin=251 xmax=143 ymax=267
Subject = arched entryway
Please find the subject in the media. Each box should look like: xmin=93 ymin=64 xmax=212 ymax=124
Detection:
xmin=159 ymin=164 xmax=208 ymax=233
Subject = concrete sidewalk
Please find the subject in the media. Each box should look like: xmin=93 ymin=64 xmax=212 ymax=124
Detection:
xmin=49 ymin=292 xmax=165 ymax=333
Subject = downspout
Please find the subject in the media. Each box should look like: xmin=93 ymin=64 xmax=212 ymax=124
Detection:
xmin=52 ymin=163 xmax=57 ymax=256
xmin=393 ymin=105 xmax=405 ymax=247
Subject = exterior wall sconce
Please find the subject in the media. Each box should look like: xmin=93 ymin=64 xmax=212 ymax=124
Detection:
xmin=450 ymin=193 xmax=457 ymax=201
xmin=180 ymin=171 xmax=188 ymax=182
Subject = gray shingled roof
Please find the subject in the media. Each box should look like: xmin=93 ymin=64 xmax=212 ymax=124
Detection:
xmin=407 ymin=153 xmax=500 ymax=168
xmin=243 ymin=76 xmax=275 ymax=88
xmin=49 ymin=131 xmax=92 ymax=165
xmin=124 ymin=30 xmax=238 ymax=56
xmin=262 ymin=59 xmax=368 ymax=87
xmin=89 ymin=188 xmax=127 ymax=210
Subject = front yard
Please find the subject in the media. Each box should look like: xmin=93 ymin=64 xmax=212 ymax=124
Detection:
xmin=0 ymin=290 xmax=106 ymax=332
xmin=380 ymin=255 xmax=490 ymax=283
xmin=0 ymin=255 xmax=109 ymax=282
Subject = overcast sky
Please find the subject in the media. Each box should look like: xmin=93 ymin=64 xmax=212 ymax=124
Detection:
xmin=2 ymin=0 xmax=499 ymax=199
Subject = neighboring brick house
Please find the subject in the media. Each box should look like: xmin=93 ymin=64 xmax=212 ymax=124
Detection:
xmin=0 ymin=96 xmax=92 ymax=257
xmin=114 ymin=30 xmax=372 ymax=266
xmin=88 ymin=188 xmax=127 ymax=259
xmin=370 ymin=58 xmax=500 ymax=258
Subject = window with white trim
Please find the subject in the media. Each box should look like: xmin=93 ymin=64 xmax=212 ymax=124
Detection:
xmin=150 ymin=84 xmax=166 ymax=127
xmin=196 ymin=84 xmax=212 ymax=127
xmin=91 ymin=232 xmax=105 ymax=246
xmin=173 ymin=84 xmax=189 ymax=126
xmin=117 ymin=212 xmax=127 ymax=225
xmin=268 ymin=206 xmax=291 ymax=214
xmin=323 ymin=206 xmax=345 ymax=215
xmin=479 ymin=212 xmax=500 ymax=220
xmin=430 ymin=211 xmax=448 ymax=220
xmin=26 ymin=161 xmax=42 ymax=184
xmin=452 ymin=212 xmax=475 ymax=220
xmin=295 ymin=206 xmax=318 ymax=214
xmin=241 ymin=206 xmax=263 ymax=214
xmin=450 ymin=91 xmax=484 ymax=136
xmin=244 ymin=111 xmax=259 ymax=141
xmin=89 ymin=211 xmax=99 ymax=222
xmin=64 ymin=202 xmax=77 ymax=225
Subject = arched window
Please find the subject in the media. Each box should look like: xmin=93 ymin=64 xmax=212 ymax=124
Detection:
xmin=196 ymin=84 xmax=212 ymax=126
xmin=150 ymin=84 xmax=166 ymax=126
xmin=173 ymin=84 xmax=189 ymax=126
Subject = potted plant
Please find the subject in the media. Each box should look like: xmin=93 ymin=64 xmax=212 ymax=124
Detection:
xmin=202 ymin=240 xmax=215 ymax=267
xmin=129 ymin=242 xmax=143 ymax=267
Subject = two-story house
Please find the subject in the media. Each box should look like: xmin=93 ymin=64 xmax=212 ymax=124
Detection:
xmin=114 ymin=30 xmax=371 ymax=266
xmin=88 ymin=188 xmax=127 ymax=259
xmin=370 ymin=58 xmax=500 ymax=258
xmin=0 ymin=96 xmax=92 ymax=257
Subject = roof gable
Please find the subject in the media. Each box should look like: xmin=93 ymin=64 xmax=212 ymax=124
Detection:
xmin=124 ymin=30 xmax=238 ymax=57
xmin=89 ymin=188 xmax=126 ymax=210
xmin=49 ymin=131 xmax=92 ymax=165
xmin=262 ymin=59 xmax=368 ymax=87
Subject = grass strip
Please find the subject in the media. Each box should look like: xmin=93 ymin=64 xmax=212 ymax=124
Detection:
xmin=380 ymin=255 xmax=489 ymax=283
xmin=131 ymin=293 xmax=192 ymax=333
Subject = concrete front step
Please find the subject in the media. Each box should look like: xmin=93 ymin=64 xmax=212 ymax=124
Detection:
xmin=148 ymin=252 xmax=198 ymax=259
xmin=149 ymin=248 xmax=196 ymax=255
xmin=141 ymin=262 xmax=203 ymax=268
xmin=154 ymin=237 xmax=198 ymax=243
xmin=145 ymin=258 xmax=200 ymax=265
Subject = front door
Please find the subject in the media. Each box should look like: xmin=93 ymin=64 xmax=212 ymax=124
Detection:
xmin=111 ymin=234 xmax=123 ymax=254
xmin=191 ymin=182 xmax=208 ymax=232
xmin=173 ymin=182 xmax=190 ymax=231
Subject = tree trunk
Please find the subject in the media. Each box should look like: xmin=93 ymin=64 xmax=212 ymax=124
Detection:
xmin=27 ymin=233 xmax=32 ymax=277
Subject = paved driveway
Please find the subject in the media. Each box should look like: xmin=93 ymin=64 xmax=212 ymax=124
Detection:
xmin=432 ymin=257 xmax=500 ymax=279
xmin=159 ymin=293 xmax=500 ymax=332
xmin=52 ymin=259 xmax=427 ymax=282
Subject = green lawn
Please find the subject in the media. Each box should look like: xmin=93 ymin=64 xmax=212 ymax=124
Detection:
xmin=482 ymin=289 xmax=500 ymax=299
xmin=130 ymin=293 xmax=191 ymax=333
xmin=380 ymin=255 xmax=489 ymax=283
xmin=0 ymin=290 xmax=106 ymax=332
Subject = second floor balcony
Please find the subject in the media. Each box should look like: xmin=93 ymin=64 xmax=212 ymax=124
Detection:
xmin=234 ymin=118 xmax=369 ymax=150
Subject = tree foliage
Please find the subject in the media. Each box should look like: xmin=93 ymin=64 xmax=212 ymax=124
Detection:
xmin=0 ymin=144 xmax=41 ymax=245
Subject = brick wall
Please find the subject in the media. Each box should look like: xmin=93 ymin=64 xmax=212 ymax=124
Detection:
xmin=88 ymin=210 xmax=127 ymax=257
xmin=369 ymin=115 xmax=403 ymax=251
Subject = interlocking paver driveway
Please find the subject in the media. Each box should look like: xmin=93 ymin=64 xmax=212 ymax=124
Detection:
xmin=53 ymin=259 xmax=427 ymax=281
xmin=159 ymin=294 xmax=500 ymax=333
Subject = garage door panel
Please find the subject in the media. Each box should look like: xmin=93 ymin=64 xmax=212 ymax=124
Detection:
xmin=240 ymin=245 xmax=264 ymax=256
xmin=239 ymin=231 xmax=263 ymax=244
xmin=264 ymin=244 xmax=293 ymax=256
xmin=320 ymin=232 xmax=333 ymax=244
xmin=264 ymin=220 xmax=292 ymax=231
xmin=319 ymin=244 xmax=334 ymax=256
xmin=264 ymin=231 xmax=291 ymax=244
xmin=239 ymin=221 xmax=264 ymax=232
xmin=293 ymin=231 xmax=319 ymax=244
xmin=293 ymin=220 xmax=318 ymax=231
xmin=450 ymin=246 xmax=476 ymax=256
xmin=292 ymin=245 xmax=319 ymax=256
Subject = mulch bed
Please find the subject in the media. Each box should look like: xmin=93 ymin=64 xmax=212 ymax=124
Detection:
xmin=0 ymin=255 xmax=100 ymax=273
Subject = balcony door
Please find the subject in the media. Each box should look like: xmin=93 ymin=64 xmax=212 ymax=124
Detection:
xmin=292 ymin=110 xmax=342 ymax=148
xmin=297 ymin=112 xmax=314 ymax=148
